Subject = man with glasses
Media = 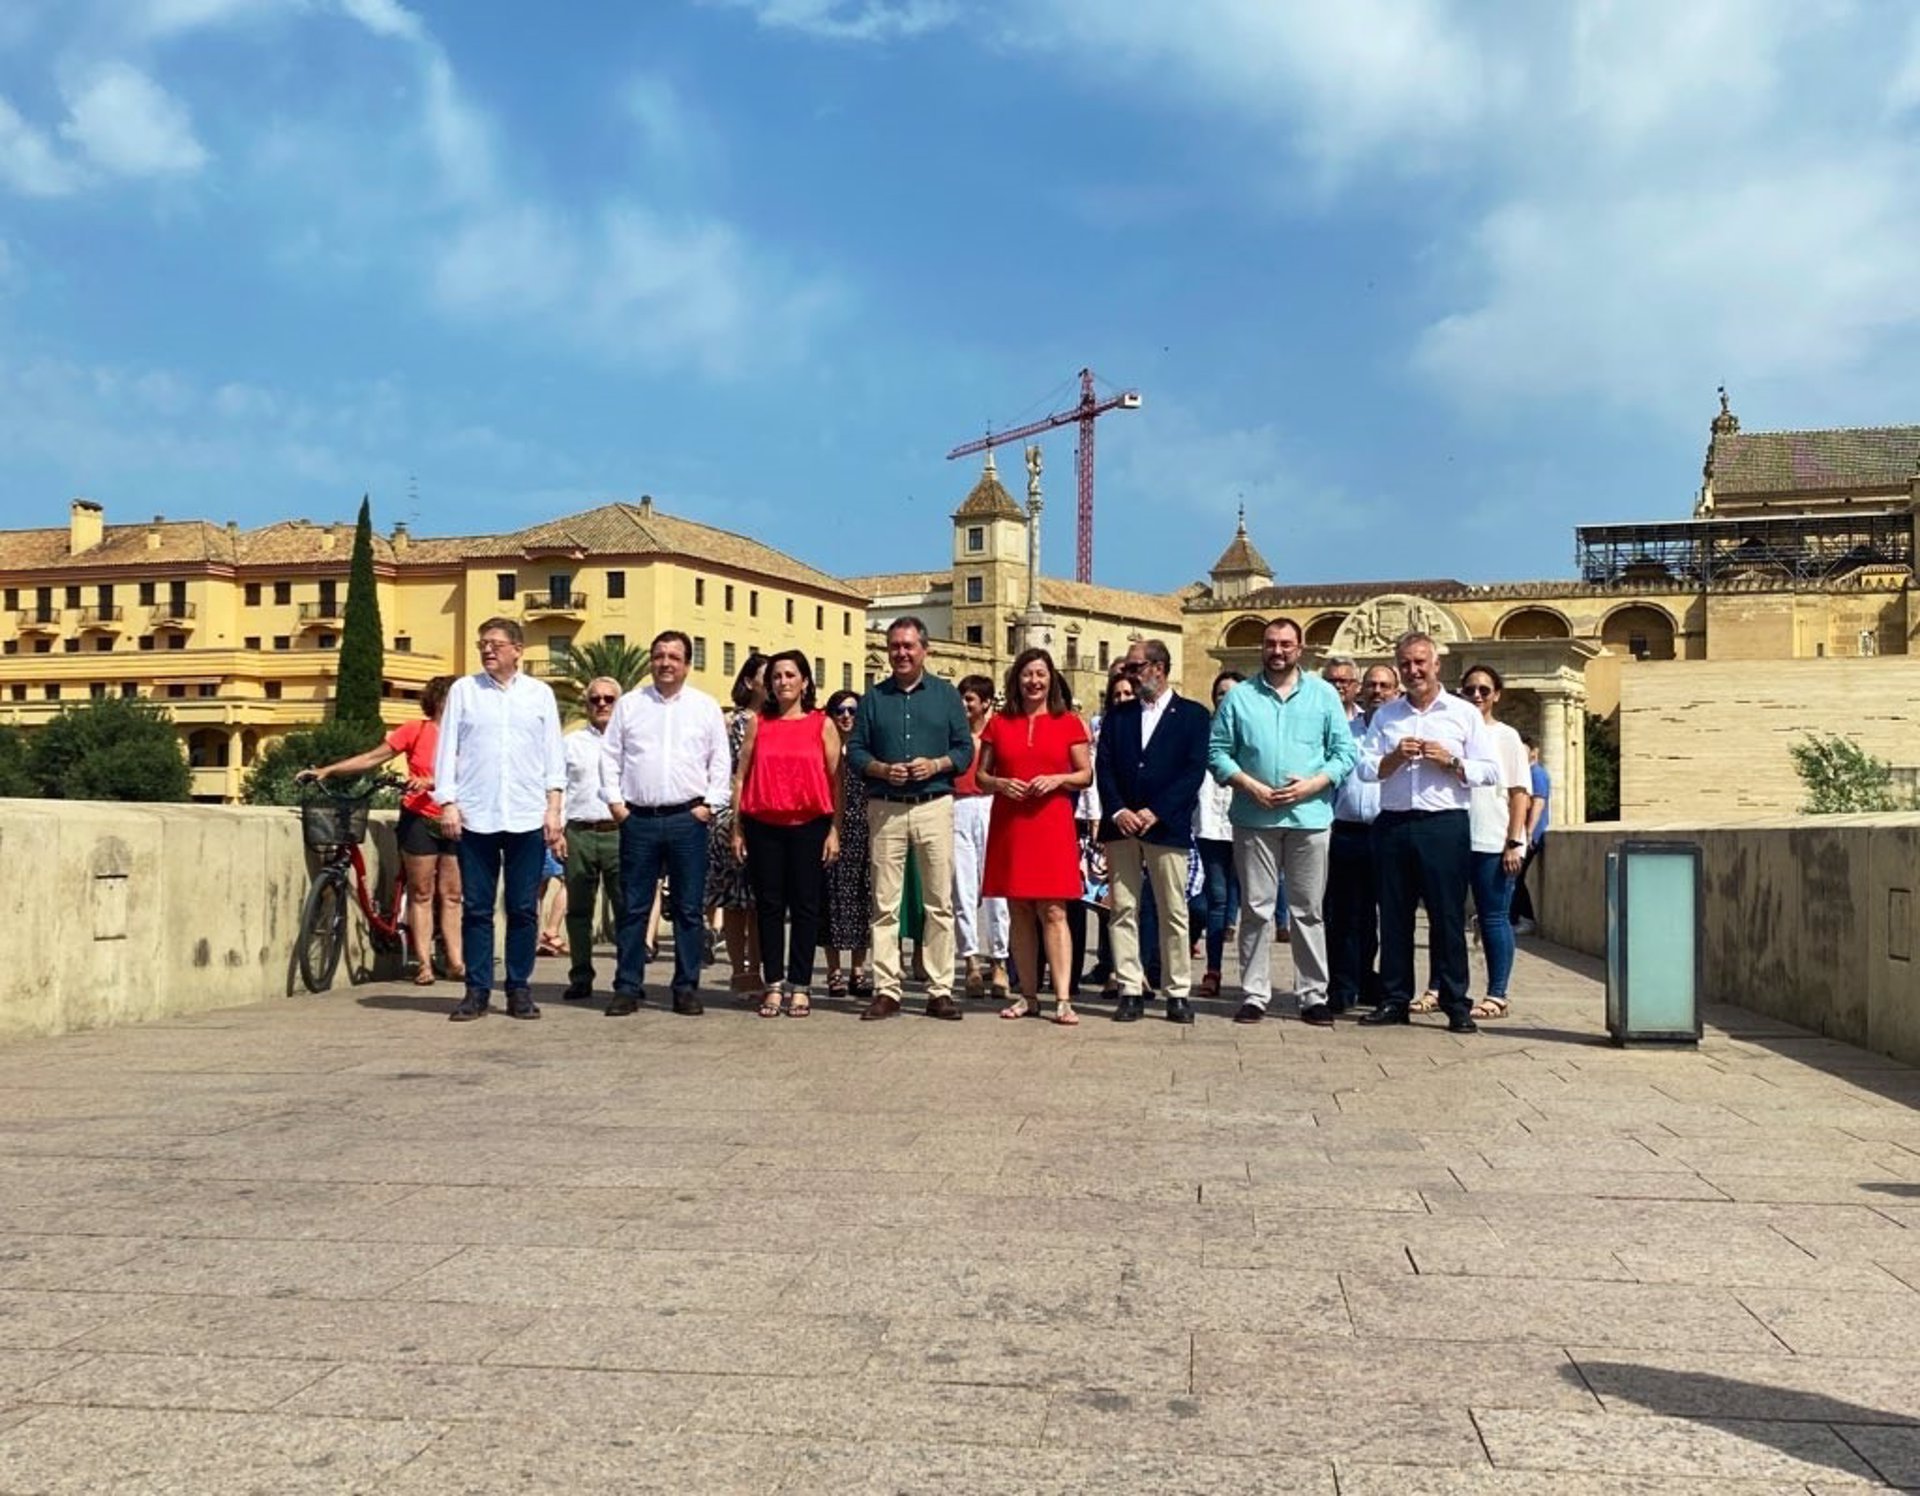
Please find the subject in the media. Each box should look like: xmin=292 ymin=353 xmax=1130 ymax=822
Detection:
xmin=1357 ymin=632 xmax=1499 ymax=1034
xmin=1324 ymin=659 xmax=1398 ymax=1012
xmin=1097 ymin=638 xmax=1210 ymax=1023
xmin=601 ymin=631 xmax=732 ymax=1017
xmin=434 ymin=617 xmax=567 ymax=1022
xmin=1209 ymin=618 xmax=1355 ymax=1026
xmin=560 ymin=677 xmax=624 ymax=1006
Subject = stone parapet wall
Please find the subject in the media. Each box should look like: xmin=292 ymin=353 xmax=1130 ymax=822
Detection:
xmin=1536 ymin=814 xmax=1920 ymax=1065
xmin=0 ymin=799 xmax=401 ymax=1041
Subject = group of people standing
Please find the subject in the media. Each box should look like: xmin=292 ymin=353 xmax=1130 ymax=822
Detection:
xmin=316 ymin=610 xmax=1547 ymax=1029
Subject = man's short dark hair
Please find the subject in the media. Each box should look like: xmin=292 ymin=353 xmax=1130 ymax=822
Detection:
xmin=1266 ymin=616 xmax=1304 ymax=643
xmin=650 ymin=630 xmax=693 ymax=664
xmin=1520 ymin=732 xmax=1538 ymax=749
xmin=887 ymin=615 xmax=929 ymax=645
xmin=1140 ymin=638 xmax=1172 ymax=672
xmin=957 ymin=674 xmax=995 ymax=702
xmin=478 ymin=616 xmax=524 ymax=646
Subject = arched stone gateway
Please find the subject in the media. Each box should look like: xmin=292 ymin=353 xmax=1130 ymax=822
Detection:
xmin=1328 ymin=595 xmax=1470 ymax=657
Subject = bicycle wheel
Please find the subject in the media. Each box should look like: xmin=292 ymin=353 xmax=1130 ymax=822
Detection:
xmin=297 ymin=870 xmax=349 ymax=993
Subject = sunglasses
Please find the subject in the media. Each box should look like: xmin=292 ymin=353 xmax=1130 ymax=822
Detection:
xmin=831 ymin=705 xmax=858 ymax=717
xmin=1460 ymin=683 xmax=1495 ymax=698
xmin=586 ymin=694 xmax=618 ymax=705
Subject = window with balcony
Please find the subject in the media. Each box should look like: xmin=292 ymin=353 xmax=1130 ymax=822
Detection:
xmin=64 ymin=585 xmax=80 ymax=608
xmin=139 ymin=581 xmax=156 ymax=606
xmin=198 ymin=683 xmax=217 ymax=698
xmin=97 ymin=584 xmax=113 ymax=611
xmin=1 ymin=589 xmax=14 ymax=610
xmin=274 ymin=580 xmax=291 ymax=605
xmin=166 ymin=685 xmax=186 ymax=699
xmin=244 ymin=583 xmax=261 ymax=606
xmin=607 ymin=570 xmax=626 ymax=599
xmin=317 ymin=580 xmax=339 ymax=616
xmin=497 ymin=573 xmax=516 ymax=602
xmin=32 ymin=639 xmax=50 ymax=654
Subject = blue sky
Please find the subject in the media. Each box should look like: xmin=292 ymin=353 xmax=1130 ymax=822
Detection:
xmin=3 ymin=0 xmax=1919 ymax=594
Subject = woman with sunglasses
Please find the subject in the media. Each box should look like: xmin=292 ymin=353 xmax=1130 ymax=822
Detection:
xmin=1457 ymin=663 xmax=1530 ymax=1019
xmin=820 ymin=688 xmax=872 ymax=1000
xmin=731 ymin=651 xmax=840 ymax=1017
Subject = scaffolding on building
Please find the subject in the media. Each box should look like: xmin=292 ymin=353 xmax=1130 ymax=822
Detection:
xmin=1575 ymin=511 xmax=1914 ymax=586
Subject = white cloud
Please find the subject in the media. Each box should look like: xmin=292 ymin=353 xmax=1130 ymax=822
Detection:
xmin=129 ymin=0 xmax=306 ymax=38
xmin=708 ymin=0 xmax=956 ymax=43
xmin=59 ymin=62 xmax=207 ymax=176
xmin=337 ymin=0 xmax=421 ymax=43
xmin=0 ymin=93 xmax=79 ymax=195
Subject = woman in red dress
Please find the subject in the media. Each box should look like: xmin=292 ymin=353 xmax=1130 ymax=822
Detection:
xmin=978 ymin=648 xmax=1093 ymax=1025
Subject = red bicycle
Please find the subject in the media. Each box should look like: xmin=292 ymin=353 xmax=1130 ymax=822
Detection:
xmin=295 ymin=777 xmax=414 ymax=992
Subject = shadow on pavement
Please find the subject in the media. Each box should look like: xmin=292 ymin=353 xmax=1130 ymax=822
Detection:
xmin=1564 ymin=1360 xmax=1913 ymax=1483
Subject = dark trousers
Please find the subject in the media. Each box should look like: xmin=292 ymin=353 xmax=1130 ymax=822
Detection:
xmin=742 ymin=814 xmax=831 ymax=989
xmin=564 ymin=825 xmax=623 ymax=990
xmin=615 ymin=809 xmax=709 ymax=997
xmin=1325 ymin=819 xmax=1380 ymax=1007
xmin=1196 ymin=837 xmax=1236 ymax=972
xmin=1375 ymin=809 xmax=1471 ymax=1019
xmin=1510 ymin=840 xmax=1542 ymax=924
xmin=456 ymin=828 xmax=546 ymax=995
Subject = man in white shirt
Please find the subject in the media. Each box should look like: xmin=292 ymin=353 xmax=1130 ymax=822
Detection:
xmin=1325 ymin=660 xmax=1398 ymax=1012
xmin=560 ymin=677 xmax=623 ymax=1006
xmin=600 ymin=630 xmax=732 ymax=1017
xmin=434 ymin=616 xmax=567 ymax=1022
xmin=1355 ymin=632 xmax=1500 ymax=1034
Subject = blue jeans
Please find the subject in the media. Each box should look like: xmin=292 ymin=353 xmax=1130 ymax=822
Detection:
xmin=457 ymin=828 xmax=546 ymax=995
xmin=1196 ymin=838 xmax=1236 ymax=972
xmin=615 ymin=809 xmax=710 ymax=996
xmin=1469 ymin=850 xmax=1517 ymax=999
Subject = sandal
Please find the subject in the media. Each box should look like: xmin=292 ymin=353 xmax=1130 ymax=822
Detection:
xmin=412 ymin=966 xmax=436 ymax=986
xmin=757 ymin=990 xmax=786 ymax=1018
xmin=1053 ymin=1002 xmax=1079 ymax=1027
xmin=1411 ymin=991 xmax=1440 ymax=1013
xmin=1000 ymin=997 xmax=1037 ymax=1020
xmin=964 ymin=967 xmax=985 ymax=999
xmin=826 ymin=971 xmax=849 ymax=999
xmin=849 ymin=970 xmax=873 ymax=999
xmin=789 ymin=990 xmax=812 ymax=1018
xmin=1470 ymin=998 xmax=1509 ymax=1020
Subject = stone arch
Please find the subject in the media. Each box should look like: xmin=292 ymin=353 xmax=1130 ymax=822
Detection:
xmin=1220 ymin=615 xmax=1267 ymax=649
xmin=1599 ymin=603 xmax=1677 ymax=661
xmin=1495 ymin=605 xmax=1573 ymax=641
xmin=1303 ymin=611 xmax=1345 ymax=648
xmin=186 ymin=728 xmax=230 ymax=769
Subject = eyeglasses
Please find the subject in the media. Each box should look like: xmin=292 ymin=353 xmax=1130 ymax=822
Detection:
xmin=1327 ymin=676 xmax=1357 ymax=687
xmin=586 ymin=694 xmax=618 ymax=706
xmin=1460 ymin=684 xmax=1495 ymax=698
xmin=1119 ymin=661 xmax=1145 ymax=674
xmin=831 ymin=705 xmax=858 ymax=717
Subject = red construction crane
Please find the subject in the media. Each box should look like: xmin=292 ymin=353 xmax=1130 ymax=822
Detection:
xmin=947 ymin=367 xmax=1142 ymax=584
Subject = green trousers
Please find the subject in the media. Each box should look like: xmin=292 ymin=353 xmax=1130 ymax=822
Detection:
xmin=565 ymin=825 xmax=624 ymax=990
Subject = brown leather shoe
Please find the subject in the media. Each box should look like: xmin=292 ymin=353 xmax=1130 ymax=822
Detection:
xmin=860 ymin=994 xmax=902 ymax=1022
xmin=925 ymin=993 xmax=963 ymax=1021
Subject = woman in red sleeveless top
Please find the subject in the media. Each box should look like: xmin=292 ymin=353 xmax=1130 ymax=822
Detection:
xmin=731 ymin=650 xmax=842 ymax=1017
xmin=978 ymin=648 xmax=1093 ymax=1025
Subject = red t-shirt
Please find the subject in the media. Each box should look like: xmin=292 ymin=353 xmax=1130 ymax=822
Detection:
xmin=953 ymin=729 xmax=988 ymax=796
xmin=384 ymin=718 xmax=441 ymax=818
xmin=740 ymin=711 xmax=835 ymax=826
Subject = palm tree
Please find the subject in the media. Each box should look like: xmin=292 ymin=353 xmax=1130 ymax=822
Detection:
xmin=553 ymin=637 xmax=652 ymax=717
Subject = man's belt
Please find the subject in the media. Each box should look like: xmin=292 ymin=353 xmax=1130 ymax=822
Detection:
xmin=625 ymin=798 xmax=703 ymax=818
xmin=568 ymin=818 xmax=619 ymax=832
xmin=872 ymin=788 xmax=951 ymax=804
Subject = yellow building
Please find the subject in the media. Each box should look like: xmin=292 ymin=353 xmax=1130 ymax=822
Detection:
xmin=0 ymin=495 xmax=869 ymax=801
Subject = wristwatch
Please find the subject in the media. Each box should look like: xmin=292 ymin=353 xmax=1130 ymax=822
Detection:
xmin=1447 ymin=754 xmax=1461 ymax=772
xmin=1506 ymin=838 xmax=1524 ymax=849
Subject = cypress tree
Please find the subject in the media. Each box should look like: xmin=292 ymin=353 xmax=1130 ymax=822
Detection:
xmin=334 ymin=495 xmax=385 ymax=732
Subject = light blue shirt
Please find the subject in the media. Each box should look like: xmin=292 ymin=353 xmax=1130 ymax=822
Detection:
xmin=1207 ymin=672 xmax=1357 ymax=832
xmin=1333 ymin=711 xmax=1380 ymax=824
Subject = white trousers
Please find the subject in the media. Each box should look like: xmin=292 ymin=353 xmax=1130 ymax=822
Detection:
xmin=952 ymin=794 xmax=1009 ymax=961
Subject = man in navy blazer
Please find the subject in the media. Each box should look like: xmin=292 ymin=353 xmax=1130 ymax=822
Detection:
xmin=1096 ymin=638 xmax=1211 ymax=1023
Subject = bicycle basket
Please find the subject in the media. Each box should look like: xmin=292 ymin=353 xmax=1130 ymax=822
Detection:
xmin=302 ymin=796 xmax=371 ymax=849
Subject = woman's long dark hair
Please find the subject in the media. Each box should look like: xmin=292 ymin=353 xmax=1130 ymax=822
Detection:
xmin=731 ymin=652 xmax=770 ymax=710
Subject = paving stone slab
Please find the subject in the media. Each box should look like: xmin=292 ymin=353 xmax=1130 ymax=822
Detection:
xmin=1570 ymin=1347 xmax=1920 ymax=1423
xmin=23 ymin=1352 xmax=336 ymax=1412
xmin=774 ymin=1438 xmax=1336 ymax=1495
xmin=1473 ymin=1408 xmax=1879 ymax=1483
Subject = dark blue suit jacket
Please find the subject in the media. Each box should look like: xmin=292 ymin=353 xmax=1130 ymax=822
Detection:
xmin=1095 ymin=693 xmax=1210 ymax=848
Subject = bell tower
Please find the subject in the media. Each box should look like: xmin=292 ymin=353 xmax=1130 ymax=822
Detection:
xmin=951 ymin=451 xmax=1030 ymax=660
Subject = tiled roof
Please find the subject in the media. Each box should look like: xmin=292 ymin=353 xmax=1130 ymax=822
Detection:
xmin=951 ymin=458 xmax=1027 ymax=521
xmin=0 ymin=519 xmax=243 ymax=572
xmin=1712 ymin=427 xmax=1920 ymax=497
xmin=456 ymin=502 xmax=865 ymax=598
xmin=844 ymin=571 xmax=948 ymax=599
xmin=1209 ymin=516 xmax=1272 ymax=577
xmin=1038 ymin=577 xmax=1185 ymax=627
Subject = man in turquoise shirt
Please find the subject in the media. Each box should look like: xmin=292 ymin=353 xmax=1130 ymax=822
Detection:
xmin=1208 ymin=616 xmax=1357 ymax=1026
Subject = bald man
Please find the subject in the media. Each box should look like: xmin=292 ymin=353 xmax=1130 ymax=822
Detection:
xmin=560 ymin=676 xmax=625 ymax=1004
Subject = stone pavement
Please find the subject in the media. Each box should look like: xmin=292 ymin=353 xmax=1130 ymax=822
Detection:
xmin=3 ymin=941 xmax=1920 ymax=1493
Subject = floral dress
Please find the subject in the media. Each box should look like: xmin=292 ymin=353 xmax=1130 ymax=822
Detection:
xmin=822 ymin=759 xmax=871 ymax=950
xmin=704 ymin=711 xmax=754 ymax=912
